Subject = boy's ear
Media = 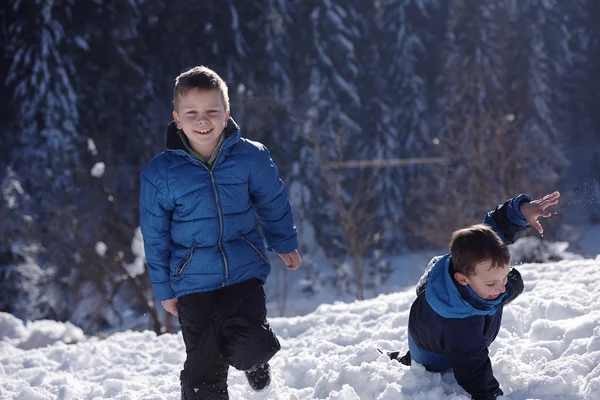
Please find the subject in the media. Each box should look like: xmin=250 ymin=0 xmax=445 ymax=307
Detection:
xmin=454 ymin=272 xmax=469 ymax=286
xmin=173 ymin=111 xmax=181 ymax=128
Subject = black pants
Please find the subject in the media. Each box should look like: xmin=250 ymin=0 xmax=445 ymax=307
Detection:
xmin=177 ymin=279 xmax=280 ymax=400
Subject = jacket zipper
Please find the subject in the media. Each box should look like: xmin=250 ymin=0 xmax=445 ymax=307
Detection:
xmin=192 ymin=146 xmax=229 ymax=285
xmin=175 ymin=246 xmax=195 ymax=276
xmin=241 ymin=236 xmax=271 ymax=264
xmin=208 ymin=170 xmax=229 ymax=283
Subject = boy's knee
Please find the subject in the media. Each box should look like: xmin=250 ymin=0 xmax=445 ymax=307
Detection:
xmin=227 ymin=327 xmax=281 ymax=371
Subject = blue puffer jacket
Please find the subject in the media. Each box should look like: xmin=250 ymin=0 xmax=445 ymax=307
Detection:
xmin=408 ymin=194 xmax=531 ymax=400
xmin=139 ymin=118 xmax=298 ymax=301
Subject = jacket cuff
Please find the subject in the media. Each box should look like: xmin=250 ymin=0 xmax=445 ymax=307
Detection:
xmin=268 ymin=234 xmax=299 ymax=255
xmin=152 ymin=281 xmax=176 ymax=301
xmin=507 ymin=194 xmax=532 ymax=226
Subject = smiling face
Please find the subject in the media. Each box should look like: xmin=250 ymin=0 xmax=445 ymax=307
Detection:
xmin=173 ymin=89 xmax=230 ymax=158
xmin=455 ymin=259 xmax=510 ymax=300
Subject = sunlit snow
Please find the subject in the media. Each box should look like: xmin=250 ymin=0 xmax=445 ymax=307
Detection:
xmin=2 ymin=259 xmax=600 ymax=399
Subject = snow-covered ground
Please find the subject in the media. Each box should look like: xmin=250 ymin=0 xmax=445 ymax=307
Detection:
xmin=264 ymin=250 xmax=441 ymax=319
xmin=264 ymin=226 xmax=600 ymax=320
xmin=2 ymin=257 xmax=600 ymax=399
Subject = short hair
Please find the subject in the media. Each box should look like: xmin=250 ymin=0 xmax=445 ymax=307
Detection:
xmin=173 ymin=66 xmax=230 ymax=113
xmin=449 ymin=224 xmax=510 ymax=277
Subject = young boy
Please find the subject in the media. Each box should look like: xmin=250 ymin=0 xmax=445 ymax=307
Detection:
xmin=389 ymin=191 xmax=560 ymax=400
xmin=139 ymin=66 xmax=302 ymax=400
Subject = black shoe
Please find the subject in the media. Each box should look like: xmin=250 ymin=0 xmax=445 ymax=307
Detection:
xmin=378 ymin=348 xmax=411 ymax=366
xmin=398 ymin=351 xmax=411 ymax=366
xmin=244 ymin=363 xmax=271 ymax=392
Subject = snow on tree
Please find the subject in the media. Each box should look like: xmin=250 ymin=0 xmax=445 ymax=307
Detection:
xmin=579 ymin=0 xmax=600 ymax=217
xmin=414 ymin=0 xmax=569 ymax=246
xmin=1 ymin=0 xmax=599 ymax=332
xmin=376 ymin=0 xmax=441 ymax=245
xmin=1 ymin=0 xmax=83 ymax=321
xmin=296 ymin=0 xmax=398 ymax=299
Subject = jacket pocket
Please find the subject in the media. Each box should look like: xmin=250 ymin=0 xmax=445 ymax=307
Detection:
xmin=175 ymin=245 xmax=195 ymax=276
xmin=241 ymin=236 xmax=270 ymax=264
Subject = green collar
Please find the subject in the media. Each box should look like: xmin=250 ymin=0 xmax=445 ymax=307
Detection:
xmin=176 ymin=130 xmax=225 ymax=167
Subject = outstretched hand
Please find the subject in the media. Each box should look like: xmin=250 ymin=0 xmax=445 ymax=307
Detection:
xmin=279 ymin=250 xmax=302 ymax=270
xmin=520 ymin=191 xmax=560 ymax=234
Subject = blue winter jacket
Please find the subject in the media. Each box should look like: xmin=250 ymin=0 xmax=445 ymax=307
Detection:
xmin=408 ymin=194 xmax=531 ymax=400
xmin=139 ymin=118 xmax=298 ymax=301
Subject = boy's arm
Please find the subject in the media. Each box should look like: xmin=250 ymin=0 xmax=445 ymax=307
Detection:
xmin=483 ymin=194 xmax=532 ymax=244
xmin=139 ymin=172 xmax=176 ymax=301
xmin=484 ymin=191 xmax=560 ymax=245
xmin=415 ymin=255 xmax=445 ymax=296
xmin=445 ymin=318 xmax=503 ymax=400
xmin=248 ymin=143 xmax=298 ymax=254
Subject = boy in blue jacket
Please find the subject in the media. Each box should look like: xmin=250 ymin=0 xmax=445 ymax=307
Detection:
xmin=139 ymin=66 xmax=302 ymax=400
xmin=389 ymin=191 xmax=560 ymax=400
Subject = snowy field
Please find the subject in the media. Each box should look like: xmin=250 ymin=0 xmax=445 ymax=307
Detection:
xmin=2 ymin=258 xmax=600 ymax=399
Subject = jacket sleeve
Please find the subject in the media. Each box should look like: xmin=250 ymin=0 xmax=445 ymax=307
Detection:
xmin=140 ymin=169 xmax=176 ymax=301
xmin=444 ymin=317 xmax=501 ymax=400
xmin=415 ymin=255 xmax=445 ymax=296
xmin=249 ymin=143 xmax=298 ymax=254
xmin=484 ymin=194 xmax=532 ymax=245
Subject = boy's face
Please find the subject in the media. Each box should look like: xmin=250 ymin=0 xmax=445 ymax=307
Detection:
xmin=173 ymin=89 xmax=230 ymax=155
xmin=454 ymin=259 xmax=510 ymax=300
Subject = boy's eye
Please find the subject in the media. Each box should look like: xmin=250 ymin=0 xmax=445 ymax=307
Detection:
xmin=487 ymin=283 xmax=495 ymax=287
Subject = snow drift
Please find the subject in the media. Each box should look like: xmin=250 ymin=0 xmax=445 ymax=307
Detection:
xmin=2 ymin=258 xmax=600 ymax=399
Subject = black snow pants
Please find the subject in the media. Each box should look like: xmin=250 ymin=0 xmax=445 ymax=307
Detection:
xmin=177 ymin=278 xmax=281 ymax=400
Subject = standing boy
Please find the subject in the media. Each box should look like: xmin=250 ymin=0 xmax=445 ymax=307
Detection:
xmin=139 ymin=66 xmax=301 ymax=400
xmin=389 ymin=191 xmax=560 ymax=399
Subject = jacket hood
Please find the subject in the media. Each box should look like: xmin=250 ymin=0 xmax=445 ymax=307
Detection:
xmin=425 ymin=254 xmax=513 ymax=318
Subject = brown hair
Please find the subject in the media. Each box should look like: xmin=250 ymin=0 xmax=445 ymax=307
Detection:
xmin=173 ymin=66 xmax=230 ymax=113
xmin=449 ymin=224 xmax=510 ymax=277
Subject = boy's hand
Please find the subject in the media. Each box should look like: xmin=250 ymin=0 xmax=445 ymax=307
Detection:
xmin=520 ymin=191 xmax=560 ymax=234
xmin=161 ymin=298 xmax=178 ymax=316
xmin=279 ymin=250 xmax=302 ymax=270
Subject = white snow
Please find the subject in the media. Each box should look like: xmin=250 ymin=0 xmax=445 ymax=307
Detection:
xmin=2 ymin=258 xmax=600 ymax=399
xmin=126 ymin=227 xmax=146 ymax=278
xmin=2 ymin=167 xmax=26 ymax=209
xmin=94 ymin=242 xmax=107 ymax=257
xmin=509 ymin=236 xmax=584 ymax=265
xmin=87 ymin=138 xmax=97 ymax=156
xmin=90 ymin=162 xmax=105 ymax=178
xmin=0 ymin=312 xmax=84 ymax=351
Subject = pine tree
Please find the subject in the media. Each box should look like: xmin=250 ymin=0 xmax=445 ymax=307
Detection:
xmin=297 ymin=0 xmax=393 ymax=298
xmin=418 ymin=0 xmax=568 ymax=246
xmin=377 ymin=0 xmax=441 ymax=245
xmin=581 ymin=0 xmax=600 ymax=220
xmin=406 ymin=0 xmax=505 ymax=244
xmin=60 ymin=0 xmax=163 ymax=332
xmin=1 ymin=0 xmax=163 ymax=330
xmin=584 ymin=0 xmax=600 ymax=140
xmin=1 ymin=0 xmax=83 ymax=320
